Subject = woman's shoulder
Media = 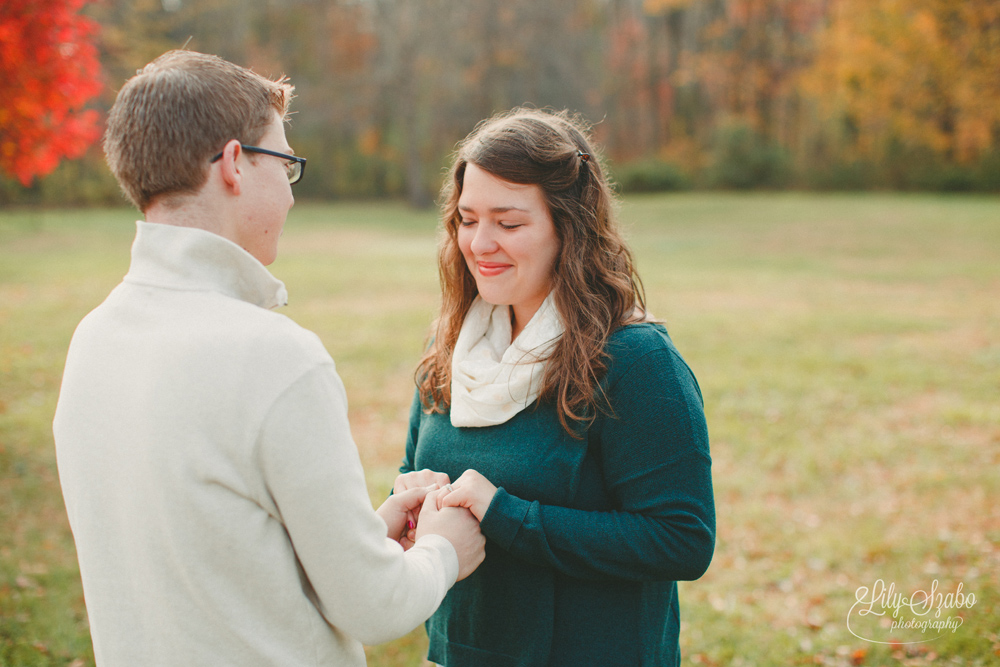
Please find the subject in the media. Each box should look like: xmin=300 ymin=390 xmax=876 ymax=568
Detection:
xmin=603 ymin=322 xmax=699 ymax=392
xmin=606 ymin=321 xmax=676 ymax=359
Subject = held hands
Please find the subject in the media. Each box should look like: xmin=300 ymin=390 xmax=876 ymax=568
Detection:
xmin=392 ymin=468 xmax=498 ymax=524
xmin=394 ymin=469 xmax=452 ymax=494
xmin=415 ymin=488 xmax=485 ymax=581
xmin=435 ymin=469 xmax=498 ymax=522
xmin=389 ymin=468 xmax=497 ymax=580
xmin=393 ymin=469 xmax=452 ymax=547
xmin=376 ymin=484 xmax=439 ymax=550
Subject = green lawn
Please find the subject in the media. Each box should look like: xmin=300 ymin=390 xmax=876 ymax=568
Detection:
xmin=1 ymin=194 xmax=998 ymax=666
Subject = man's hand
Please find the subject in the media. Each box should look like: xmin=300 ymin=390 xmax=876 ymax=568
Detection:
xmin=436 ymin=469 xmax=498 ymax=522
xmin=415 ymin=489 xmax=485 ymax=581
xmin=393 ymin=470 xmax=452 ymax=546
xmin=376 ymin=485 xmax=438 ymax=549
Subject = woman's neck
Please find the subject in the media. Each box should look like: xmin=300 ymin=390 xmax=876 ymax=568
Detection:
xmin=510 ymin=296 xmax=548 ymax=341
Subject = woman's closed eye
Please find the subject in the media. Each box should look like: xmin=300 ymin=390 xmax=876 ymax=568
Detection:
xmin=459 ymin=217 xmax=522 ymax=230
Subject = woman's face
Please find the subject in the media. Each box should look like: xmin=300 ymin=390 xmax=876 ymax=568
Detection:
xmin=457 ymin=162 xmax=561 ymax=331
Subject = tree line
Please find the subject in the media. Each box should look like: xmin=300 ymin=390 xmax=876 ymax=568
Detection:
xmin=3 ymin=0 xmax=998 ymax=207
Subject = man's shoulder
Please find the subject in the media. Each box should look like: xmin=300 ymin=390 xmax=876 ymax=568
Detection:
xmin=80 ymin=284 xmax=333 ymax=369
xmin=268 ymin=313 xmax=331 ymax=361
xmin=231 ymin=305 xmax=332 ymax=367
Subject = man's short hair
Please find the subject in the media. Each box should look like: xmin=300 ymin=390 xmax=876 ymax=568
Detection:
xmin=104 ymin=50 xmax=294 ymax=212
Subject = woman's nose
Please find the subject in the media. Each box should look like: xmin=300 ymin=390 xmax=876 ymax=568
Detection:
xmin=469 ymin=224 xmax=499 ymax=255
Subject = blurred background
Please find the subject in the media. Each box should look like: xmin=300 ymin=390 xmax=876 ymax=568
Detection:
xmin=2 ymin=0 xmax=1000 ymax=205
xmin=2 ymin=2 xmax=999 ymax=667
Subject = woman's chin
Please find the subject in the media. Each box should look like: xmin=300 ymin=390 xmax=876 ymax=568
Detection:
xmin=474 ymin=291 xmax=511 ymax=307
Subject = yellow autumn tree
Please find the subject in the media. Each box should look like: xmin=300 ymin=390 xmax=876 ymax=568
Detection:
xmin=806 ymin=0 xmax=1000 ymax=166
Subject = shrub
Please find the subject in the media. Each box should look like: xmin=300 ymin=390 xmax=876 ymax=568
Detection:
xmin=612 ymin=159 xmax=691 ymax=193
xmin=974 ymin=148 xmax=1000 ymax=192
xmin=707 ymin=122 xmax=791 ymax=189
xmin=804 ymin=159 xmax=879 ymax=191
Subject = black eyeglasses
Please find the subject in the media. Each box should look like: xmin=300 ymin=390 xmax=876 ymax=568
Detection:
xmin=211 ymin=145 xmax=306 ymax=185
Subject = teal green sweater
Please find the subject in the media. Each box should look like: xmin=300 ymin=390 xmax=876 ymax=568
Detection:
xmin=402 ymin=323 xmax=715 ymax=667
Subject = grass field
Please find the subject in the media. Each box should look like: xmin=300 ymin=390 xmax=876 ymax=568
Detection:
xmin=1 ymin=193 xmax=998 ymax=666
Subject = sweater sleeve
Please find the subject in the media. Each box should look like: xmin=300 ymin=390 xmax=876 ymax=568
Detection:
xmin=479 ymin=347 xmax=716 ymax=583
xmin=257 ymin=364 xmax=458 ymax=645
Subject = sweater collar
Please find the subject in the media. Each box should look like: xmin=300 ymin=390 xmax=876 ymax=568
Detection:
xmin=124 ymin=220 xmax=288 ymax=310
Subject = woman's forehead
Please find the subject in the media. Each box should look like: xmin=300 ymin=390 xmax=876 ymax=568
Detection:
xmin=459 ymin=164 xmax=545 ymax=210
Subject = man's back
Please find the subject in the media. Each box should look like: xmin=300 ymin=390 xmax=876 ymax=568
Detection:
xmin=55 ymin=222 xmax=456 ymax=666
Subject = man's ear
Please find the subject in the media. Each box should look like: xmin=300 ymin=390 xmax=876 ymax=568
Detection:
xmin=217 ymin=139 xmax=243 ymax=195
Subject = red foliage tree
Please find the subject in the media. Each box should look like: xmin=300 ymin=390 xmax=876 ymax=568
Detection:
xmin=0 ymin=0 xmax=103 ymax=186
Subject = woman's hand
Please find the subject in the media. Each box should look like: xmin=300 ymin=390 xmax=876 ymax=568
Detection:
xmin=394 ymin=469 xmax=451 ymax=495
xmin=437 ymin=469 xmax=498 ymax=522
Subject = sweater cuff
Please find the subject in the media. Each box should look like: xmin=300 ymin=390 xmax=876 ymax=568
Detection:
xmin=413 ymin=533 xmax=460 ymax=588
xmin=480 ymin=487 xmax=530 ymax=550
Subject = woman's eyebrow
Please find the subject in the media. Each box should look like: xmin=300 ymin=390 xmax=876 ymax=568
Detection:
xmin=458 ymin=204 xmax=530 ymax=214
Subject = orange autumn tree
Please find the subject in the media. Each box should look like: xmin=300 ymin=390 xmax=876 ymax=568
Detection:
xmin=806 ymin=0 xmax=1000 ymax=168
xmin=0 ymin=0 xmax=103 ymax=186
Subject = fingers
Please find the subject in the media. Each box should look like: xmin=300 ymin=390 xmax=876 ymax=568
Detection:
xmin=436 ymin=482 xmax=456 ymax=509
xmin=394 ymin=469 xmax=451 ymax=495
xmin=437 ymin=485 xmax=486 ymax=520
xmin=436 ymin=470 xmax=474 ymax=508
xmin=415 ymin=488 xmax=442 ymax=530
xmin=411 ymin=492 xmax=485 ymax=580
xmin=398 ymin=485 xmax=441 ymax=538
xmin=437 ymin=483 xmax=464 ymax=510
xmin=391 ymin=485 xmax=435 ymax=514
xmin=405 ymin=508 xmax=416 ymax=532
xmin=435 ymin=469 xmax=497 ymax=521
xmin=379 ymin=484 xmax=441 ymax=545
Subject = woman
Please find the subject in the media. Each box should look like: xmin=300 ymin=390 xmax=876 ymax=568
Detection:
xmin=396 ymin=108 xmax=715 ymax=667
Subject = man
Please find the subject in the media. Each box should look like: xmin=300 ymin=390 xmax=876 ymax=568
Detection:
xmin=53 ymin=50 xmax=484 ymax=666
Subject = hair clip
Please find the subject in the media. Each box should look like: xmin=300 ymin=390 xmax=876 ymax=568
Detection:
xmin=576 ymin=149 xmax=591 ymax=163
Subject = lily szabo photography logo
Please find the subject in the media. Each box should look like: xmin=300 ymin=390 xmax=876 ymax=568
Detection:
xmin=847 ymin=579 xmax=977 ymax=644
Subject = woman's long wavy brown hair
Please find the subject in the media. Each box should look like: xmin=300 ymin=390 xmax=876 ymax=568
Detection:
xmin=416 ymin=108 xmax=648 ymax=435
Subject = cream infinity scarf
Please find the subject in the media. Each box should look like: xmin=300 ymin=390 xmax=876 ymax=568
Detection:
xmin=450 ymin=293 xmax=564 ymax=427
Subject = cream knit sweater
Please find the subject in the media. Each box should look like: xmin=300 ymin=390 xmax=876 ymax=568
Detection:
xmin=54 ymin=221 xmax=457 ymax=666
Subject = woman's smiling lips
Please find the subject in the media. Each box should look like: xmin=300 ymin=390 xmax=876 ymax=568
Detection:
xmin=476 ymin=261 xmax=511 ymax=277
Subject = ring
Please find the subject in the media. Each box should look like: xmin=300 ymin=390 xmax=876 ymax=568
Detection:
xmin=444 ymin=484 xmax=454 ymax=492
